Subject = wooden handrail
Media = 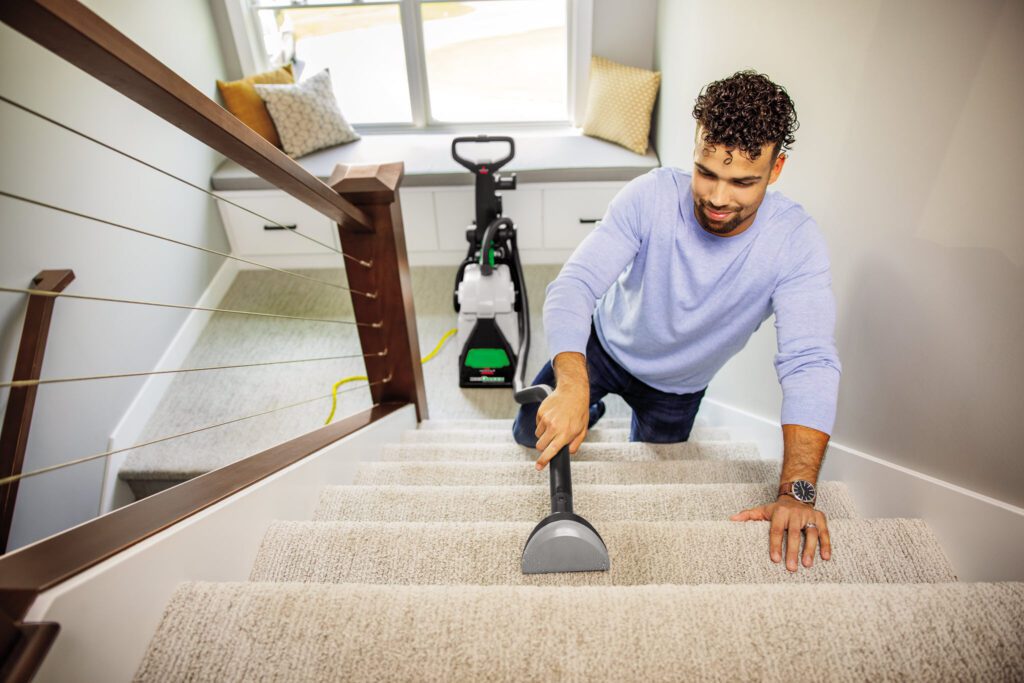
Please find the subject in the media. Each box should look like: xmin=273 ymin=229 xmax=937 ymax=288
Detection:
xmin=0 ymin=403 xmax=404 ymax=622
xmin=0 ymin=0 xmax=371 ymax=232
xmin=0 ymin=620 xmax=58 ymax=683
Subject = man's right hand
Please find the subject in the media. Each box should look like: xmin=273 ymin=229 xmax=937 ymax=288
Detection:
xmin=533 ymin=352 xmax=590 ymax=471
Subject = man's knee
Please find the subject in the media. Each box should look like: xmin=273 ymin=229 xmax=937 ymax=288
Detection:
xmin=512 ymin=406 xmax=539 ymax=448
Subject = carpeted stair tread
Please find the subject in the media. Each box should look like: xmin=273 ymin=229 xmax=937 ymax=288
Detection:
xmin=134 ymin=581 xmax=1024 ymax=682
xmin=354 ymin=459 xmax=780 ymax=486
xmin=313 ymin=482 xmax=858 ymax=522
xmin=399 ymin=426 xmax=729 ymax=444
xmin=380 ymin=440 xmax=758 ymax=462
xmin=250 ymin=518 xmax=955 ymax=585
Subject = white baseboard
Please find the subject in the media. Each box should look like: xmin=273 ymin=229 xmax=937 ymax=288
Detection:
xmin=100 ymin=260 xmax=240 ymax=514
xmin=699 ymin=398 xmax=1024 ymax=582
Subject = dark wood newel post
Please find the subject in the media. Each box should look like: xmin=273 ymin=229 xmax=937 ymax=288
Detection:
xmin=330 ymin=163 xmax=428 ymax=421
xmin=0 ymin=269 xmax=75 ymax=554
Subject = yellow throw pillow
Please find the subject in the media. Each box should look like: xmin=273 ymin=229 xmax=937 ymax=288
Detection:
xmin=216 ymin=64 xmax=294 ymax=147
xmin=582 ymin=56 xmax=661 ymax=155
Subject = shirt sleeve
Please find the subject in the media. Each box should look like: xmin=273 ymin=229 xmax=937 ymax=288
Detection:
xmin=543 ymin=171 xmax=654 ymax=359
xmin=770 ymin=220 xmax=842 ymax=435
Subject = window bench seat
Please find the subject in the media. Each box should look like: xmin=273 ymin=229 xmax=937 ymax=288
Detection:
xmin=210 ymin=130 xmax=659 ymax=267
xmin=210 ymin=130 xmax=659 ymax=190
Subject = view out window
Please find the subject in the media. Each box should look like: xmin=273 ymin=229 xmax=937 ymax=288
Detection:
xmin=251 ymin=0 xmax=571 ymax=127
xmin=421 ymin=1 xmax=568 ymax=123
xmin=255 ymin=1 xmax=413 ymax=124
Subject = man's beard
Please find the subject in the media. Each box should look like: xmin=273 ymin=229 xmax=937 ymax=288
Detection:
xmin=694 ymin=200 xmax=745 ymax=235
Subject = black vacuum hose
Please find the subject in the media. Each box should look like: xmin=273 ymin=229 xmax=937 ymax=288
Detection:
xmin=479 ymin=216 xmax=513 ymax=276
xmin=509 ymin=230 xmax=530 ymax=395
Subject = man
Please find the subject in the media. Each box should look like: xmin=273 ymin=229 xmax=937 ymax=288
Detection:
xmin=513 ymin=70 xmax=841 ymax=572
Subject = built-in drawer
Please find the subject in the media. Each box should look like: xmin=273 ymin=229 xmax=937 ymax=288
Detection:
xmin=542 ymin=183 xmax=625 ymax=249
xmin=217 ymin=192 xmax=340 ymax=256
xmin=398 ymin=188 xmax=438 ymax=252
xmin=433 ymin=187 xmax=543 ymax=251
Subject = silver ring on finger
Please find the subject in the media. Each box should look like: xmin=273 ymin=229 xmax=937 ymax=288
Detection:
xmin=803 ymin=522 xmax=817 ymax=530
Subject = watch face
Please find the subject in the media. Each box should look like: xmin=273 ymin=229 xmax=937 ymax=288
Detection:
xmin=793 ymin=480 xmax=816 ymax=502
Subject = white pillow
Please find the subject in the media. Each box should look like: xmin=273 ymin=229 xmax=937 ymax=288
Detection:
xmin=254 ymin=69 xmax=360 ymax=158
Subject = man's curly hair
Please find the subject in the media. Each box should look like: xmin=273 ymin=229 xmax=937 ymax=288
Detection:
xmin=692 ymin=70 xmax=798 ymax=162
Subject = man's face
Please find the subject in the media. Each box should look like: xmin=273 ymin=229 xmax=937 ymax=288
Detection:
xmin=691 ymin=128 xmax=786 ymax=237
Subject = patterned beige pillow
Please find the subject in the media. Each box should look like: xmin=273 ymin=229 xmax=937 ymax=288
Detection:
xmin=582 ymin=56 xmax=661 ymax=155
xmin=254 ymin=69 xmax=360 ymax=158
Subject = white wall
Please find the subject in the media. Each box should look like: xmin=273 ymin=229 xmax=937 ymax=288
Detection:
xmin=0 ymin=0 xmax=230 ymax=550
xmin=654 ymin=0 xmax=1024 ymax=506
xmin=592 ymin=0 xmax=657 ymax=70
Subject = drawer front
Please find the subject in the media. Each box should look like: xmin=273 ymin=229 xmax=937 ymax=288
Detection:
xmin=434 ymin=189 xmax=475 ymax=251
xmin=434 ymin=188 xmax=543 ymax=251
xmin=219 ymin=193 xmax=339 ymax=256
xmin=500 ymin=189 xmax=543 ymax=250
xmin=542 ymin=184 xmax=625 ymax=249
xmin=398 ymin=189 xmax=438 ymax=252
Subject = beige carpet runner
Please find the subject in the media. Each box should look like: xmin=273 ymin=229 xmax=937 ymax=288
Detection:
xmin=134 ymin=418 xmax=1024 ymax=681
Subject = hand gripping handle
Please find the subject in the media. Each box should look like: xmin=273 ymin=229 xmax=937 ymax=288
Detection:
xmin=514 ymin=383 xmax=573 ymax=514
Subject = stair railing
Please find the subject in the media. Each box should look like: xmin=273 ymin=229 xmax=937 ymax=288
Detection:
xmin=0 ymin=0 xmax=427 ymax=679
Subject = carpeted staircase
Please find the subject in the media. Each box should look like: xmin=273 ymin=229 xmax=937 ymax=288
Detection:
xmin=133 ymin=417 xmax=1024 ymax=681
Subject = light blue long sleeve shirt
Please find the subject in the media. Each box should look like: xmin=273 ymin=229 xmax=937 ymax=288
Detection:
xmin=543 ymin=167 xmax=841 ymax=434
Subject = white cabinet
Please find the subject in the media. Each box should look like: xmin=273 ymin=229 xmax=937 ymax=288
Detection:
xmin=502 ymin=189 xmax=543 ymax=249
xmin=216 ymin=181 xmax=629 ymax=265
xmin=216 ymin=191 xmax=339 ymax=256
xmin=433 ymin=187 xmax=543 ymax=251
xmin=433 ymin=189 xmax=475 ymax=251
xmin=398 ymin=188 xmax=438 ymax=252
xmin=542 ymin=183 xmax=624 ymax=249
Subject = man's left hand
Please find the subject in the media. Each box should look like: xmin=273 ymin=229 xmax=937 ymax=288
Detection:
xmin=730 ymin=496 xmax=832 ymax=571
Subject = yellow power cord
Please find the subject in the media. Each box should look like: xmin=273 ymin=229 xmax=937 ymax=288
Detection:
xmin=324 ymin=328 xmax=457 ymax=424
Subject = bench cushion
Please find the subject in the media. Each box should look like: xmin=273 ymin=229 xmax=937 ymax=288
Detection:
xmin=210 ymin=130 xmax=660 ymax=191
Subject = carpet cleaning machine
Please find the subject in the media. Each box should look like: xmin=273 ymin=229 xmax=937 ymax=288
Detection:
xmin=451 ymin=136 xmax=610 ymax=575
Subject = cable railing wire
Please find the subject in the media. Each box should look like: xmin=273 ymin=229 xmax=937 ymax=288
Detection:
xmin=0 ymin=377 xmax=389 ymax=488
xmin=0 ymin=349 xmax=387 ymax=389
xmin=0 ymin=93 xmax=373 ymax=269
xmin=0 ymin=190 xmax=376 ymax=299
xmin=0 ymin=286 xmax=381 ymax=327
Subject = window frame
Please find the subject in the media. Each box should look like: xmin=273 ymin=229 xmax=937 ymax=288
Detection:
xmin=222 ymin=0 xmax=593 ymax=133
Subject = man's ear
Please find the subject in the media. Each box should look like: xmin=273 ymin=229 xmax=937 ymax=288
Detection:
xmin=768 ymin=152 xmax=787 ymax=185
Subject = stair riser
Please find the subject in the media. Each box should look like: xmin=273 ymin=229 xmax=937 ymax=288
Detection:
xmin=400 ymin=427 xmax=730 ymax=444
xmin=252 ymin=519 xmax=955 ymax=585
xmin=418 ymin=417 xmax=644 ymax=430
xmin=314 ymin=483 xmax=858 ymax=523
xmin=380 ymin=441 xmax=759 ymax=462
xmin=354 ymin=460 xmax=780 ymax=486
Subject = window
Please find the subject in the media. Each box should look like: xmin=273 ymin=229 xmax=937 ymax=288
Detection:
xmin=231 ymin=0 xmax=590 ymax=130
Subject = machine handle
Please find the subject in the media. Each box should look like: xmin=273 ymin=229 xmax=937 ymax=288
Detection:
xmin=514 ymin=383 xmax=552 ymax=405
xmin=512 ymin=383 xmax=574 ymax=515
xmin=549 ymin=445 xmax=573 ymax=514
xmin=451 ymin=135 xmax=515 ymax=174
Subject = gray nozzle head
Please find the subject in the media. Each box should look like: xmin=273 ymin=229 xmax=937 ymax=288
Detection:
xmin=521 ymin=513 xmax=610 ymax=574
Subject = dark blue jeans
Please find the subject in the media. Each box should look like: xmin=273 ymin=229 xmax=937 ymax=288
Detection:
xmin=513 ymin=323 xmax=707 ymax=447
